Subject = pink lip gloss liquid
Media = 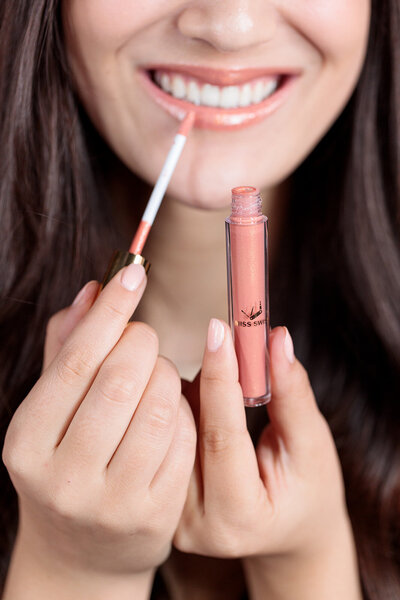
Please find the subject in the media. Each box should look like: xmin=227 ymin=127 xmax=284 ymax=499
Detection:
xmin=225 ymin=186 xmax=271 ymax=407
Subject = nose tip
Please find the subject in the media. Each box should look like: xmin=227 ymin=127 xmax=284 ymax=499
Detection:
xmin=177 ymin=1 xmax=277 ymax=54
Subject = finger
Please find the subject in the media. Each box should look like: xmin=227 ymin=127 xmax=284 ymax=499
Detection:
xmin=55 ymin=320 xmax=158 ymax=469
xmin=106 ymin=356 xmax=182 ymax=487
xmin=183 ymin=450 xmax=204 ymax=513
xmin=199 ymin=319 xmax=261 ymax=510
xmin=42 ymin=281 xmax=100 ymax=372
xmin=150 ymin=395 xmax=197 ymax=497
xmin=265 ymin=326 xmax=321 ymax=454
xmin=17 ymin=264 xmax=147 ymax=452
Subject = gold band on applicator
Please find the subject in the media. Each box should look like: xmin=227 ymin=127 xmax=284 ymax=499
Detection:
xmin=100 ymin=112 xmax=195 ymax=289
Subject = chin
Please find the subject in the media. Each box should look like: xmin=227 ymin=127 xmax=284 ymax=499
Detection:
xmin=164 ymin=163 xmax=281 ymax=211
xmin=169 ymin=186 xmax=231 ymax=210
xmin=164 ymin=172 xmax=241 ymax=210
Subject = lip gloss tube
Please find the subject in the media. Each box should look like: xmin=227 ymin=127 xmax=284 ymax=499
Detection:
xmin=225 ymin=186 xmax=271 ymax=407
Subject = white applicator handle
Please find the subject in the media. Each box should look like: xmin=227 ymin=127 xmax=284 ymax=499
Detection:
xmin=129 ymin=111 xmax=196 ymax=256
xmin=142 ymin=133 xmax=188 ymax=226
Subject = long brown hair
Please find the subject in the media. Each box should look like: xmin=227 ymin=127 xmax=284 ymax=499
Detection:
xmin=0 ymin=0 xmax=399 ymax=598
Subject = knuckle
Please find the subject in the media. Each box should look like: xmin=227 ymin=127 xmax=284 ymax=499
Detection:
xmin=46 ymin=482 xmax=82 ymax=521
xmin=56 ymin=343 xmax=95 ymax=385
xmin=147 ymin=395 xmax=177 ymax=432
xmin=154 ymin=356 xmax=181 ymax=394
xmin=2 ymin=422 xmax=31 ymax=478
xmin=131 ymin=322 xmax=159 ymax=350
xmin=98 ymin=366 xmax=139 ymax=405
xmin=45 ymin=311 xmax=66 ymax=345
xmin=210 ymin=528 xmax=242 ymax=558
xmin=202 ymin=370 xmax=226 ymax=387
xmin=156 ymin=355 xmax=179 ymax=376
xmin=177 ymin=421 xmax=197 ymax=449
xmin=100 ymin=300 xmax=127 ymax=321
xmin=45 ymin=312 xmax=61 ymax=336
xmin=295 ymin=361 xmax=312 ymax=390
xmin=293 ymin=363 xmax=317 ymax=407
xmin=143 ymin=510 xmax=169 ymax=538
xmin=173 ymin=525 xmax=196 ymax=554
xmin=87 ymin=503 xmax=123 ymax=533
xmin=201 ymin=427 xmax=233 ymax=456
xmin=2 ymin=438 xmax=22 ymax=476
xmin=201 ymin=374 xmax=229 ymax=399
xmin=176 ymin=399 xmax=197 ymax=447
xmin=196 ymin=513 xmax=244 ymax=557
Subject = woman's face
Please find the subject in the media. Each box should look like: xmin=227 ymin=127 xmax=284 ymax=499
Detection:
xmin=63 ymin=0 xmax=370 ymax=208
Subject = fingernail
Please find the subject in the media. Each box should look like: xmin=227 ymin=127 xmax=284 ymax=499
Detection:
xmin=283 ymin=327 xmax=295 ymax=364
xmin=72 ymin=281 xmax=97 ymax=306
xmin=120 ymin=264 xmax=146 ymax=291
xmin=207 ymin=318 xmax=225 ymax=352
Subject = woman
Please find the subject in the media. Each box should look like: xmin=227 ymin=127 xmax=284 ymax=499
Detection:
xmin=0 ymin=0 xmax=399 ymax=598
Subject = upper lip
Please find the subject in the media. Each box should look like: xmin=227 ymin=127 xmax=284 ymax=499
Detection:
xmin=142 ymin=64 xmax=301 ymax=86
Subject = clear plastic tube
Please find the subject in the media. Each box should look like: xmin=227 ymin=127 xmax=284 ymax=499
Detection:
xmin=225 ymin=187 xmax=271 ymax=407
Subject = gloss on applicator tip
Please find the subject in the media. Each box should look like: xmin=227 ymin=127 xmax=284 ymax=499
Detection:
xmin=100 ymin=111 xmax=196 ymax=288
xmin=225 ymin=186 xmax=271 ymax=407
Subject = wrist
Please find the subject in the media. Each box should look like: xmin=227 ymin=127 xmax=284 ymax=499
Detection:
xmin=242 ymin=514 xmax=362 ymax=600
xmin=4 ymin=527 xmax=155 ymax=600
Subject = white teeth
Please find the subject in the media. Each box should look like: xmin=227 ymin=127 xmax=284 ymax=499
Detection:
xmin=220 ymin=85 xmax=240 ymax=108
xmin=264 ymin=78 xmax=278 ymax=97
xmin=161 ymin=73 xmax=171 ymax=93
xmin=239 ymin=83 xmax=252 ymax=107
xmin=154 ymin=71 xmax=280 ymax=109
xmin=171 ymin=75 xmax=186 ymax=99
xmin=201 ymin=84 xmax=220 ymax=107
xmin=252 ymin=80 xmax=265 ymax=104
xmin=187 ymin=80 xmax=201 ymax=105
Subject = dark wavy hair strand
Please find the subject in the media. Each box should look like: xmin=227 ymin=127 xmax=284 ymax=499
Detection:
xmin=0 ymin=1 xmax=399 ymax=598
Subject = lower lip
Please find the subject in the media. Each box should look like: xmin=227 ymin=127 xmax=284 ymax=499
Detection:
xmin=138 ymin=70 xmax=298 ymax=131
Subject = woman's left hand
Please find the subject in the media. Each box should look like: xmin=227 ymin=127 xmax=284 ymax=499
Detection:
xmin=173 ymin=320 xmax=352 ymax=563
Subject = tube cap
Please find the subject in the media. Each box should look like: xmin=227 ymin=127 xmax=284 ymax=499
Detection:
xmin=101 ymin=250 xmax=151 ymax=290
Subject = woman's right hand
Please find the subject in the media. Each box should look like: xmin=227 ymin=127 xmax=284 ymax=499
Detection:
xmin=2 ymin=264 xmax=197 ymax=579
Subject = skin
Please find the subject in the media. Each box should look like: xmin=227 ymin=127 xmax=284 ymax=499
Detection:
xmin=3 ymin=269 xmax=197 ymax=599
xmin=62 ymin=0 xmax=370 ymax=207
xmin=3 ymin=277 xmax=361 ymax=600
xmin=62 ymin=0 xmax=370 ymax=379
xmin=3 ymin=0 xmax=371 ymax=598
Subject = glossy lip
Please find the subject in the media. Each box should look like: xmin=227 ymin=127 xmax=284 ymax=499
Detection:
xmin=138 ymin=65 xmax=300 ymax=130
xmin=145 ymin=63 xmax=297 ymax=86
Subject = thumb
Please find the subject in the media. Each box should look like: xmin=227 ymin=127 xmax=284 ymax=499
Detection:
xmin=42 ymin=280 xmax=100 ymax=372
xmin=266 ymin=326 xmax=322 ymax=453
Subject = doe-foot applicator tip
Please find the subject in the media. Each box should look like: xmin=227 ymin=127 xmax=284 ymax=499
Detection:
xmin=102 ymin=110 xmax=195 ymax=288
xmin=178 ymin=111 xmax=196 ymax=137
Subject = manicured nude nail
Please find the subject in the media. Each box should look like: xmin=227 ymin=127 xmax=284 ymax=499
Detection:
xmin=207 ymin=318 xmax=225 ymax=352
xmin=283 ymin=327 xmax=295 ymax=364
xmin=72 ymin=281 xmax=97 ymax=306
xmin=120 ymin=263 xmax=146 ymax=291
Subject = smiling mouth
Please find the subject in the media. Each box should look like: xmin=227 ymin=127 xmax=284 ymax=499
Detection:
xmin=151 ymin=69 xmax=282 ymax=109
xmin=139 ymin=65 xmax=299 ymax=130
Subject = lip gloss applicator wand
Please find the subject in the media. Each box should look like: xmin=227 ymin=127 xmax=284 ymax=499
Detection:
xmin=100 ymin=111 xmax=196 ymax=287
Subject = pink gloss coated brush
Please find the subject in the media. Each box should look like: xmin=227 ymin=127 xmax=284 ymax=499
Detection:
xmin=100 ymin=112 xmax=195 ymax=288
xmin=129 ymin=112 xmax=195 ymax=256
xmin=225 ymin=187 xmax=271 ymax=407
